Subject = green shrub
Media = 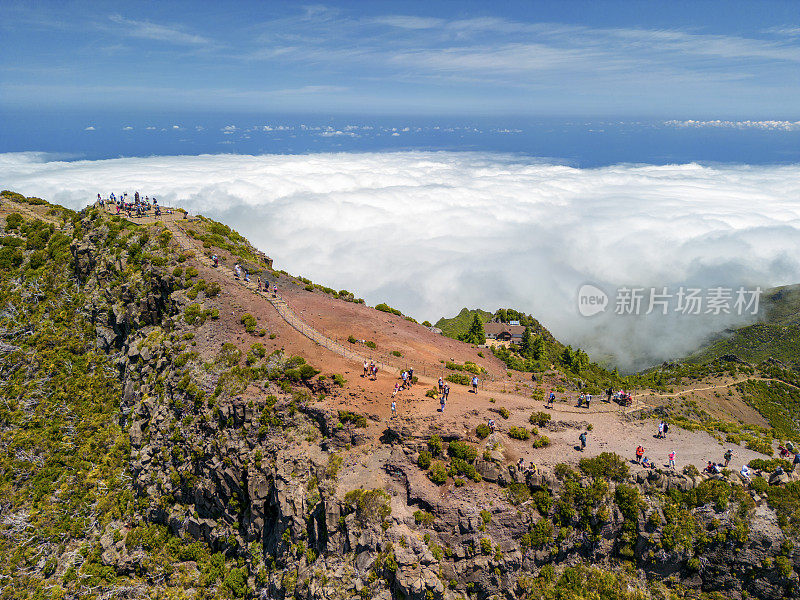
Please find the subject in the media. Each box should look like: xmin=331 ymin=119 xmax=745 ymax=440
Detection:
xmin=240 ymin=313 xmax=257 ymax=333
xmin=579 ymin=452 xmax=629 ymax=481
xmin=206 ymin=281 xmax=221 ymax=297
xmin=532 ymin=436 xmax=550 ymax=448
xmin=480 ymin=537 xmax=492 ymax=554
xmin=505 ymin=482 xmax=531 ymax=505
xmin=418 ymin=451 xmax=432 ymax=470
xmin=348 ymin=335 xmax=357 ymax=343
xmin=446 ymin=373 xmax=470 ymax=386
xmin=375 ymin=302 xmax=402 ymax=316
xmin=529 ymin=518 xmax=554 ymax=547
xmin=391 ymin=350 xmax=402 ymax=357
xmin=365 ymin=340 xmax=377 ymax=349
xmin=451 ymin=458 xmax=481 ymax=482
xmin=426 ymin=388 xmax=438 ymax=398
xmin=298 ymin=364 xmax=319 ymax=380
xmin=5 ymin=213 xmax=23 ymax=230
xmin=752 ymin=476 xmax=769 ymax=494
xmin=508 ymin=426 xmax=530 ymax=440
xmin=344 ymin=489 xmax=392 ymax=523
xmin=476 ymin=423 xmax=491 ymax=439
xmin=529 ymin=411 xmax=552 ymax=426
xmin=428 ymin=435 xmax=443 ymax=456
xmin=332 ymin=373 xmax=346 ymax=386
xmin=414 ymin=510 xmax=435 ymax=526
xmin=531 ymin=490 xmax=553 ymax=515
xmin=749 ymin=458 xmax=792 ymax=472
xmin=338 ymin=410 xmax=367 ymax=428
xmin=428 ymin=462 xmax=448 ymax=485
xmin=448 ymin=441 xmax=478 ymax=462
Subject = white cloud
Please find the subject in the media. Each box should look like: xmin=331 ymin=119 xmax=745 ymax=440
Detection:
xmin=1 ymin=151 xmax=799 ymax=372
xmin=370 ymin=15 xmax=444 ymax=30
xmin=122 ymin=126 xmax=133 ymax=131
xmin=665 ymin=119 xmax=800 ymax=131
xmin=146 ymin=126 xmax=157 ymax=130
xmin=221 ymin=125 xmax=237 ymax=134
xmin=84 ymin=126 xmax=95 ymax=131
xmin=108 ymin=14 xmax=211 ymax=46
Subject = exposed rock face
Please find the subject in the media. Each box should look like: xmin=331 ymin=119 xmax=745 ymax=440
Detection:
xmin=66 ymin=212 xmax=800 ymax=600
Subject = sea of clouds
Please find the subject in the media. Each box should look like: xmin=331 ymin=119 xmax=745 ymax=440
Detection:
xmin=2 ymin=151 xmax=799 ymax=371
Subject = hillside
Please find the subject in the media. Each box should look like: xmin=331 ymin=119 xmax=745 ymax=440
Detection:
xmin=435 ymin=308 xmax=493 ymax=339
xmin=686 ymin=284 xmax=800 ymax=371
xmin=2 ymin=190 xmax=800 ymax=600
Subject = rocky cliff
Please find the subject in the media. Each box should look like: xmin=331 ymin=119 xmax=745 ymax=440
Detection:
xmin=1 ymin=196 xmax=799 ymax=599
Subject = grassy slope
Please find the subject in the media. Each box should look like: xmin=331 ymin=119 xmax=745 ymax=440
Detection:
xmin=686 ymin=284 xmax=800 ymax=371
xmin=435 ymin=307 xmax=493 ymax=339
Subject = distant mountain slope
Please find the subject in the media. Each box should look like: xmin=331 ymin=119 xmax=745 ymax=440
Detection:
xmin=435 ymin=307 xmax=493 ymax=339
xmin=686 ymin=284 xmax=800 ymax=371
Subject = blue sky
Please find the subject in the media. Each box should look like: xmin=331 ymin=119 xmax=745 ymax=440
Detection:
xmin=2 ymin=0 xmax=800 ymax=117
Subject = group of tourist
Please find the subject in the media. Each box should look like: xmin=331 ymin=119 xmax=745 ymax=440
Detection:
xmin=363 ymin=360 xmax=379 ymax=380
xmin=516 ymin=457 xmax=539 ymax=475
xmin=633 ymin=445 xmax=675 ymax=469
xmin=437 ymin=377 xmax=451 ymax=412
xmin=97 ymin=191 xmax=171 ymax=218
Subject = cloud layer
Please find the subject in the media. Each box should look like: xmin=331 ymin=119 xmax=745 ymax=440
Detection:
xmin=2 ymin=151 xmax=799 ymax=371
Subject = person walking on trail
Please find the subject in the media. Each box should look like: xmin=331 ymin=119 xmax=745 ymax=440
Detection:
xmin=586 ymin=393 xmax=592 ymax=408
xmin=547 ymin=391 xmax=555 ymax=408
xmin=212 ymin=254 xmax=219 ymax=268
xmin=668 ymin=451 xmax=676 ymax=469
xmin=578 ymin=393 xmax=585 ymax=407
xmin=391 ymin=400 xmax=397 ymax=418
xmin=488 ymin=418 xmax=495 ymax=433
xmin=408 ymin=367 xmax=414 ymax=383
xmin=439 ymin=394 xmax=446 ymax=412
xmin=363 ymin=360 xmax=369 ymax=378
xmin=471 ymin=376 xmax=479 ymax=394
xmin=662 ymin=422 xmax=669 ymax=438
xmin=372 ymin=364 xmax=378 ymax=381
xmin=273 ymin=284 xmax=278 ymax=297
xmin=392 ymin=383 xmax=399 ymax=397
xmin=443 ymin=384 xmax=450 ymax=402
xmin=724 ymin=449 xmax=733 ymax=467
xmin=657 ymin=421 xmax=664 ymax=439
xmin=636 ymin=445 xmax=644 ymax=463
xmin=579 ymin=431 xmax=587 ymax=451
xmin=438 ymin=377 xmax=444 ymax=393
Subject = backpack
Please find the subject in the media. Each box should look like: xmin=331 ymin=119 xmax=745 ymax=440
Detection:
xmin=663 ymin=423 xmax=669 ymax=433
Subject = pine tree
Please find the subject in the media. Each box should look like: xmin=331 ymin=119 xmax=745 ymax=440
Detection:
xmin=521 ymin=326 xmax=533 ymax=356
xmin=532 ymin=335 xmax=545 ymax=360
xmin=460 ymin=314 xmax=486 ymax=345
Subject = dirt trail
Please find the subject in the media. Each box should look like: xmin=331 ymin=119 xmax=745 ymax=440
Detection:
xmin=128 ymin=211 xmax=404 ymax=377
